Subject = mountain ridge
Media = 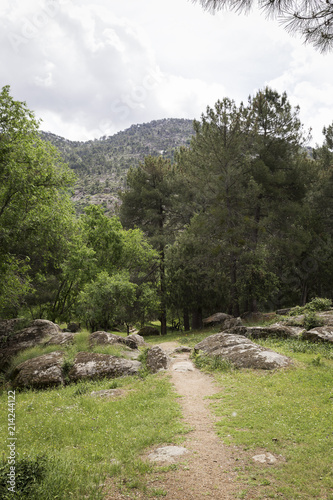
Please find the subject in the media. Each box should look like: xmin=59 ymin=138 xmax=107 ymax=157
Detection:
xmin=41 ymin=118 xmax=195 ymax=213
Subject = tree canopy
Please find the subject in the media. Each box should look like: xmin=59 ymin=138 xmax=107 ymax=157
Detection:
xmin=192 ymin=0 xmax=333 ymax=52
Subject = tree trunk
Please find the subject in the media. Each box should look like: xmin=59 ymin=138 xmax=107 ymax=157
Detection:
xmin=301 ymin=282 xmax=308 ymax=306
xmin=160 ymin=248 xmax=167 ymax=335
xmin=229 ymin=258 xmax=240 ymax=317
xmin=183 ymin=307 xmax=190 ymax=331
xmin=191 ymin=306 xmax=202 ymax=330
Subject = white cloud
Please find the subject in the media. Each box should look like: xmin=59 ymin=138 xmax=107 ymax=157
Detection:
xmin=0 ymin=0 xmax=332 ymax=143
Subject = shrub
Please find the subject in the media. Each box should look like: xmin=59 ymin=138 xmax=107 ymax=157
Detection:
xmin=306 ymin=297 xmax=332 ymax=312
xmin=303 ymin=311 xmax=324 ymax=331
xmin=289 ymin=297 xmax=332 ymax=317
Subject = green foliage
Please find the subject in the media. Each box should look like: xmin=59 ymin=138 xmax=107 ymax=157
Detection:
xmin=0 ymin=455 xmax=47 ymax=499
xmin=303 ymin=311 xmax=324 ymax=330
xmin=192 ymin=351 xmax=235 ymax=372
xmin=77 ymin=271 xmax=137 ymax=331
xmin=305 ymin=297 xmax=332 ymax=311
xmin=0 ymin=256 xmax=32 ymax=317
xmin=0 ymin=85 xmax=76 ymax=317
xmin=289 ymin=297 xmax=332 ymax=317
xmin=173 ymin=87 xmax=311 ymax=316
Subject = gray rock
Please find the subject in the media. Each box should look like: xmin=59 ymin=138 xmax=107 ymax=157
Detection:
xmin=90 ymin=331 xmax=145 ymax=350
xmin=148 ymin=446 xmax=188 ymax=463
xmin=237 ymin=323 xmax=302 ymax=339
xmin=194 ymin=332 xmax=292 ymax=370
xmin=146 ymin=346 xmax=170 ymax=373
xmin=302 ymin=326 xmax=333 ymax=343
xmin=68 ymin=352 xmax=141 ymax=381
xmin=46 ymin=332 xmax=75 ymax=345
xmin=90 ymin=389 xmax=124 ymax=398
xmin=203 ymin=312 xmax=242 ymax=330
xmin=172 ymin=360 xmax=195 ymax=372
xmin=276 ymin=308 xmax=292 ymax=316
xmin=252 ymin=453 xmax=277 ymax=464
xmin=0 ymin=319 xmax=63 ymax=372
xmin=173 ymin=346 xmax=192 ymax=353
xmin=66 ymin=322 xmax=81 ymax=333
xmin=12 ymin=351 xmax=65 ymax=389
xmin=0 ymin=318 xmax=28 ymax=337
xmin=126 ymin=333 xmax=147 ymax=348
xmin=137 ymin=326 xmax=160 ymax=337
xmin=317 ymin=311 xmax=333 ymax=326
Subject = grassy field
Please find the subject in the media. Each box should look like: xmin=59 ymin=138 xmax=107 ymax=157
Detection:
xmin=0 ymin=372 xmax=190 ymax=499
xmin=1 ymin=327 xmax=332 ymax=499
xmin=196 ymin=337 xmax=333 ymax=499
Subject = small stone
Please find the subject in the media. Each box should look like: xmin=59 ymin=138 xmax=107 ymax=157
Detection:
xmin=172 ymin=361 xmax=195 ymax=372
xmin=148 ymin=446 xmax=189 ymax=463
xmin=146 ymin=346 xmax=170 ymax=373
xmin=252 ymin=453 xmax=277 ymax=464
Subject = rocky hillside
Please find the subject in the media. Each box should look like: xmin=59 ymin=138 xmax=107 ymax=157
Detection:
xmin=41 ymin=118 xmax=194 ymax=214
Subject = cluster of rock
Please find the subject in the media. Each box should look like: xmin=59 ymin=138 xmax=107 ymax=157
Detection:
xmin=2 ymin=308 xmax=333 ymax=390
xmin=194 ymin=332 xmax=291 ymax=370
xmin=0 ymin=319 xmax=69 ymax=373
xmin=0 ymin=319 xmax=172 ymax=390
xmin=194 ymin=311 xmax=333 ymax=370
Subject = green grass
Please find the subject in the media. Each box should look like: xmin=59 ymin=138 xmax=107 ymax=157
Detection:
xmin=0 ymin=374 xmax=189 ymax=499
xmin=143 ymin=327 xmax=219 ymax=347
xmin=207 ymin=337 xmax=333 ymax=499
xmin=2 ymin=323 xmax=333 ymax=499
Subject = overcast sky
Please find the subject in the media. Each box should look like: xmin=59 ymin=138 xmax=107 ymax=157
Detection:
xmin=1 ymin=0 xmax=333 ymax=145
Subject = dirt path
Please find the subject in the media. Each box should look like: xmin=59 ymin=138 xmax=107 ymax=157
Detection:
xmin=144 ymin=342 xmax=241 ymax=499
xmin=105 ymin=341 xmax=243 ymax=499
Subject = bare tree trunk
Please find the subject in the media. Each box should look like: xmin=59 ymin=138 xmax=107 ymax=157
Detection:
xmin=183 ymin=307 xmax=190 ymax=331
xmin=191 ymin=306 xmax=202 ymax=330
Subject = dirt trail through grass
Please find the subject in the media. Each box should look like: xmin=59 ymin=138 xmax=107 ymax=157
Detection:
xmin=146 ymin=342 xmax=241 ymax=500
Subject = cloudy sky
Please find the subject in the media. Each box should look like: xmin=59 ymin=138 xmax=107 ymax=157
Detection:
xmin=1 ymin=0 xmax=333 ymax=145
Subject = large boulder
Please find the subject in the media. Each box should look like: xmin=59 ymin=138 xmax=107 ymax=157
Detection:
xmin=126 ymin=333 xmax=147 ymax=348
xmin=203 ymin=313 xmax=242 ymax=330
xmin=284 ymin=310 xmax=333 ymax=328
xmin=317 ymin=311 xmax=333 ymax=326
xmin=65 ymin=322 xmax=81 ymax=333
xmin=0 ymin=319 xmax=63 ymax=372
xmin=302 ymin=326 xmax=333 ymax=343
xmin=0 ymin=319 xmax=28 ymax=338
xmin=68 ymin=352 xmax=141 ymax=381
xmin=194 ymin=332 xmax=292 ymax=370
xmin=138 ymin=326 xmax=160 ymax=337
xmin=90 ymin=331 xmax=145 ymax=350
xmin=146 ymin=346 xmax=170 ymax=373
xmin=235 ymin=323 xmax=302 ymax=339
xmin=12 ymin=351 xmax=65 ymax=389
xmin=46 ymin=332 xmax=75 ymax=346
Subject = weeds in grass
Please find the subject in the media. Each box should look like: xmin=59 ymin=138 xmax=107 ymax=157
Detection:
xmin=0 ymin=455 xmax=47 ymax=499
xmin=192 ymin=351 xmax=235 ymax=372
xmin=255 ymin=336 xmax=333 ymax=360
xmin=8 ymin=345 xmax=61 ymax=374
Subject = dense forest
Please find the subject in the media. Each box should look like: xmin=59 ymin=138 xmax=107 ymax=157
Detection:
xmin=1 ymin=84 xmax=333 ymax=333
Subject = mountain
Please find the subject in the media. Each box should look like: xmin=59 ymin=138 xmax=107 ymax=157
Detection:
xmin=41 ymin=118 xmax=195 ymax=213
